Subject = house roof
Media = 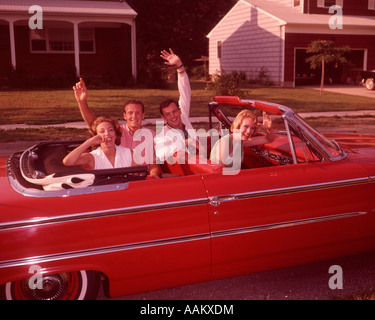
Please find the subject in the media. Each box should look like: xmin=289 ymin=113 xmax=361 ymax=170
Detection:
xmin=0 ymin=0 xmax=137 ymax=17
xmin=208 ymin=0 xmax=375 ymax=37
xmin=242 ymin=0 xmax=375 ymax=27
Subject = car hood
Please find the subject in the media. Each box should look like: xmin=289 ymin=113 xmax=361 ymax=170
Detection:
xmin=325 ymin=132 xmax=375 ymax=147
xmin=325 ymin=133 xmax=375 ymax=158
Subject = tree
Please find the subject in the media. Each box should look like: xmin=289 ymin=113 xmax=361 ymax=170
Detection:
xmin=126 ymin=0 xmax=237 ymax=85
xmin=305 ymin=40 xmax=350 ymax=95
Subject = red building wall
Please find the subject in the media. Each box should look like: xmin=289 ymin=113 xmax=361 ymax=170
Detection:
xmin=304 ymin=0 xmax=375 ymax=16
xmin=0 ymin=24 xmax=132 ymax=87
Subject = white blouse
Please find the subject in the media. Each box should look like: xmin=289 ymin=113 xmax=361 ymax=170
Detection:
xmin=90 ymin=145 xmax=132 ymax=170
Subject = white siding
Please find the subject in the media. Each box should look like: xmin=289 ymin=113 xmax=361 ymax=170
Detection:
xmin=208 ymin=1 xmax=284 ymax=84
xmin=268 ymin=0 xmax=292 ymax=7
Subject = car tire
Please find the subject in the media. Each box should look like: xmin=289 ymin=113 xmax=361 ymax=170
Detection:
xmin=0 ymin=270 xmax=101 ymax=300
xmin=365 ymin=78 xmax=375 ymax=90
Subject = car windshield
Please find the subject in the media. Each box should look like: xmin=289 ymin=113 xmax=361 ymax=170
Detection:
xmin=294 ymin=114 xmax=342 ymax=158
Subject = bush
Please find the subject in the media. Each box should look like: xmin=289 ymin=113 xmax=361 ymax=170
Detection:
xmin=256 ymin=67 xmax=274 ymax=86
xmin=206 ymin=69 xmax=250 ymax=97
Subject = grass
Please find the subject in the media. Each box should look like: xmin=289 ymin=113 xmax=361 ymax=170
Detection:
xmin=305 ymin=116 xmax=375 ymax=128
xmin=0 ymin=81 xmax=211 ymax=125
xmin=1 ymin=82 xmax=375 ymax=142
xmin=1 ymin=82 xmax=375 ymax=125
xmin=248 ymin=87 xmax=375 ymax=113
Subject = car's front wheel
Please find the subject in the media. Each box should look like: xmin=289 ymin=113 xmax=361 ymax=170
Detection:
xmin=0 ymin=270 xmax=100 ymax=300
xmin=365 ymin=78 xmax=375 ymax=90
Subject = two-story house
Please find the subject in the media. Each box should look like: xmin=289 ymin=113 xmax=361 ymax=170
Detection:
xmin=0 ymin=0 xmax=137 ymax=86
xmin=207 ymin=0 xmax=375 ymax=86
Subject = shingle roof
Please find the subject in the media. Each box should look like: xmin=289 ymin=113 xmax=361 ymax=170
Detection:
xmin=0 ymin=0 xmax=137 ymax=17
xmin=241 ymin=0 xmax=375 ymax=27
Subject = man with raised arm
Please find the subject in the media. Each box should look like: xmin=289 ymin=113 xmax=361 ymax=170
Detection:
xmin=155 ymin=49 xmax=204 ymax=164
xmin=72 ymin=79 xmax=161 ymax=178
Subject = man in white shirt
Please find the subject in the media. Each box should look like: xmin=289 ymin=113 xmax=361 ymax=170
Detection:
xmin=155 ymin=49 xmax=204 ymax=164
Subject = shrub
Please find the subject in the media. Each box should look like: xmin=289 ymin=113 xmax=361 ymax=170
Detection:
xmin=206 ymin=69 xmax=250 ymax=97
xmin=256 ymin=67 xmax=274 ymax=86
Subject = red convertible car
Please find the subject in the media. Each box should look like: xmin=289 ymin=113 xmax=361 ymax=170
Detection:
xmin=1 ymin=96 xmax=375 ymax=300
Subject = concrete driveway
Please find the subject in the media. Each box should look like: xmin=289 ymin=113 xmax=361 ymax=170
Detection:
xmin=300 ymin=84 xmax=375 ymax=99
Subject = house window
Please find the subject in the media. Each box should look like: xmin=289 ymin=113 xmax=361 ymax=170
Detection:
xmin=48 ymin=28 xmax=74 ymax=51
xmin=217 ymin=41 xmax=222 ymax=59
xmin=293 ymin=0 xmax=301 ymax=6
xmin=30 ymin=29 xmax=47 ymax=51
xmin=317 ymin=0 xmax=342 ymax=7
xmin=30 ymin=27 xmax=95 ymax=53
xmin=369 ymin=0 xmax=375 ymax=10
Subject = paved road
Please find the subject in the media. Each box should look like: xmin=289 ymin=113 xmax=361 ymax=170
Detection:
xmin=98 ymin=250 xmax=375 ymax=300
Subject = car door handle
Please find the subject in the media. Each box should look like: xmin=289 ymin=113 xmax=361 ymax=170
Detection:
xmin=209 ymin=195 xmax=238 ymax=207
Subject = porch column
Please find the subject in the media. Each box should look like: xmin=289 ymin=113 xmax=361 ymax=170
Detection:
xmin=9 ymin=20 xmax=16 ymax=71
xmin=73 ymin=22 xmax=80 ymax=77
xmin=131 ymin=19 xmax=137 ymax=81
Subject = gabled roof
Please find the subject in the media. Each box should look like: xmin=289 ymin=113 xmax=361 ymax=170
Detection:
xmin=208 ymin=0 xmax=375 ymax=37
xmin=0 ymin=0 xmax=137 ymax=17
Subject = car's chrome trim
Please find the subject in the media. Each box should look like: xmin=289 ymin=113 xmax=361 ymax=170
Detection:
xmin=0 ymin=198 xmax=208 ymax=231
xmin=209 ymin=177 xmax=369 ymax=205
xmin=1 ymin=177 xmax=369 ymax=231
xmin=0 ymin=233 xmax=211 ymax=269
xmin=211 ymin=211 xmax=367 ymax=238
xmin=0 ymin=211 xmax=366 ymax=270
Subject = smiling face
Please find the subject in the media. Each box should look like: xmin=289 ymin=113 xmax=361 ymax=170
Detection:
xmin=161 ymin=102 xmax=183 ymax=129
xmin=96 ymin=121 xmax=117 ymax=146
xmin=123 ymin=103 xmax=145 ymax=132
xmin=239 ymin=117 xmax=257 ymax=140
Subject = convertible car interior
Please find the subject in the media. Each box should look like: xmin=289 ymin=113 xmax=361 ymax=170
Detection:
xmin=7 ymin=141 xmax=148 ymax=194
xmin=7 ymin=97 xmax=339 ymax=196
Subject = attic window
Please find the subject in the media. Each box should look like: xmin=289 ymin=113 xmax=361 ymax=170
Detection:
xmin=30 ymin=28 xmax=95 ymax=53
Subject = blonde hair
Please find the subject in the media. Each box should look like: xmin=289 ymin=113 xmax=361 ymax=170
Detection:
xmin=231 ymin=110 xmax=257 ymax=132
xmin=89 ymin=116 xmax=122 ymax=145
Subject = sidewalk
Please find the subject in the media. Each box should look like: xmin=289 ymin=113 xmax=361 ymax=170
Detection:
xmin=1 ymin=110 xmax=375 ymax=131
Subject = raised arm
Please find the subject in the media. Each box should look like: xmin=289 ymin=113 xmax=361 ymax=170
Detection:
xmin=160 ymin=49 xmax=191 ymax=118
xmin=243 ymin=112 xmax=275 ymax=147
xmin=73 ymin=78 xmax=96 ymax=126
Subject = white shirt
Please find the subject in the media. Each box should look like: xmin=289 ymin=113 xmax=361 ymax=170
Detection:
xmin=90 ymin=145 xmax=132 ymax=170
xmin=154 ymin=71 xmax=197 ymax=162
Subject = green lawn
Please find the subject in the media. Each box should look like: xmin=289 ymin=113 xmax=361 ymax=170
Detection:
xmin=1 ymin=82 xmax=375 ymax=125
